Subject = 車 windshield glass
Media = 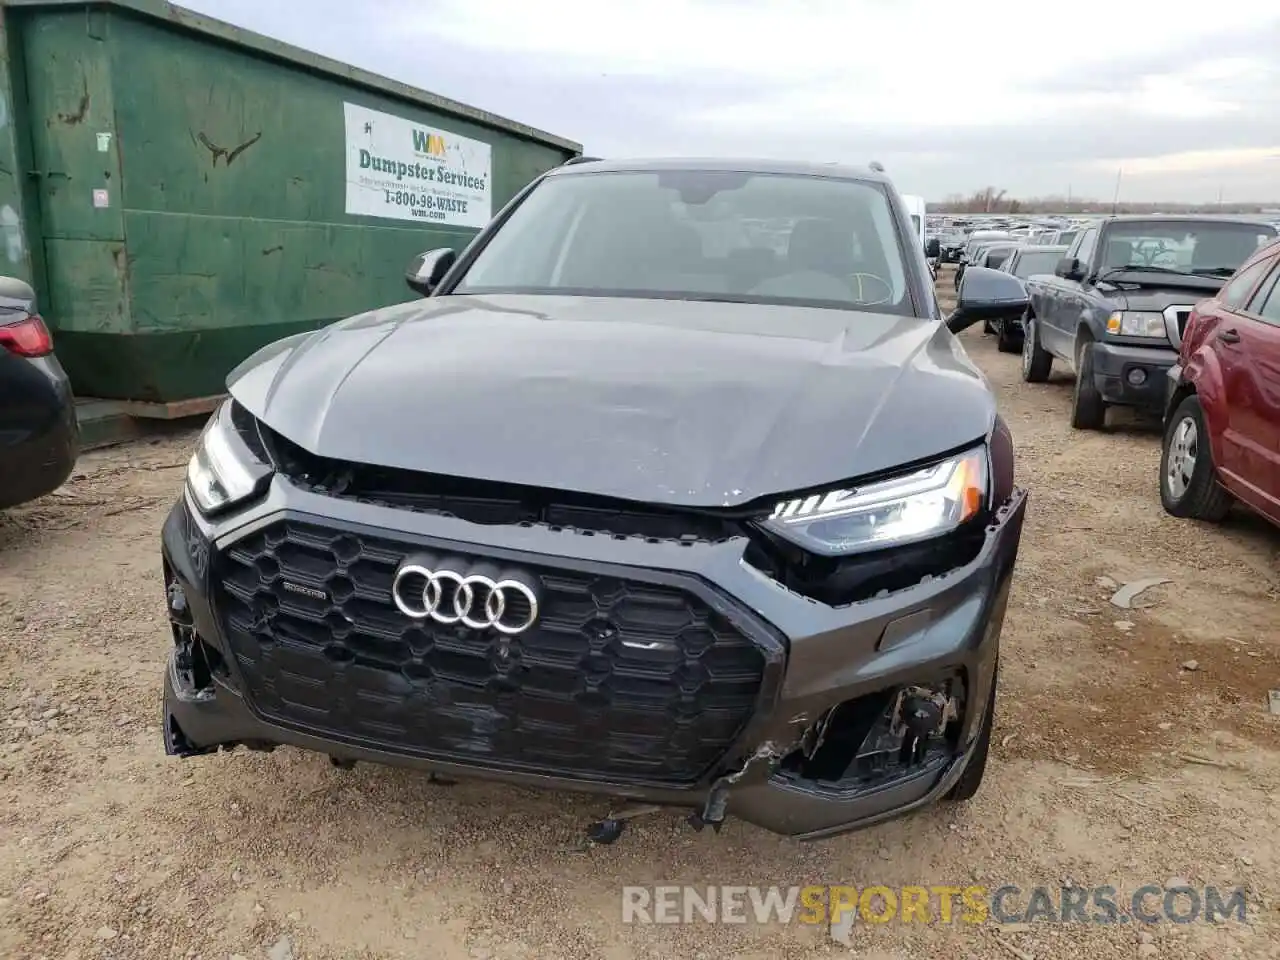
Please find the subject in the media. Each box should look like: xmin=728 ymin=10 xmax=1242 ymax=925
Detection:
xmin=453 ymin=170 xmax=914 ymax=315
xmin=1099 ymin=221 xmax=1277 ymax=275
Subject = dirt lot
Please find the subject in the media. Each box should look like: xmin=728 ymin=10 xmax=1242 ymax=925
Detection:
xmin=2 ymin=268 xmax=1278 ymax=959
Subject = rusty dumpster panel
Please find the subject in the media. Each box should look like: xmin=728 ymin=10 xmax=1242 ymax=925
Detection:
xmin=0 ymin=0 xmax=580 ymax=401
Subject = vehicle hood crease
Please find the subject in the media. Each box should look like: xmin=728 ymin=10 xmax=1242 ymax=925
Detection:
xmin=228 ymin=295 xmax=996 ymax=508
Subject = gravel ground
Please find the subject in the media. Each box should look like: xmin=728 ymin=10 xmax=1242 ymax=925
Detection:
xmin=2 ymin=267 xmax=1278 ymax=959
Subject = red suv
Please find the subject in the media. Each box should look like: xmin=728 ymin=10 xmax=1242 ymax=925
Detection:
xmin=1161 ymin=238 xmax=1280 ymax=527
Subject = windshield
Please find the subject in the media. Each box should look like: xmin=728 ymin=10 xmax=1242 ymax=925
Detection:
xmin=1099 ymin=221 xmax=1277 ymax=274
xmin=1010 ymin=250 xmax=1063 ymax=278
xmin=985 ymin=246 xmax=1015 ymax=268
xmin=453 ymin=170 xmax=913 ymax=314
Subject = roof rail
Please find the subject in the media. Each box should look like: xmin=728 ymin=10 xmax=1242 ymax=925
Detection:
xmin=562 ymin=155 xmax=603 ymax=165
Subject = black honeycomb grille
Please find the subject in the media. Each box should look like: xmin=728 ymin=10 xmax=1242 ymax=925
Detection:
xmin=215 ymin=519 xmax=772 ymax=784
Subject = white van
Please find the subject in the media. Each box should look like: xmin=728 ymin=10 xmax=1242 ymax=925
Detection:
xmin=900 ymin=194 xmax=927 ymax=253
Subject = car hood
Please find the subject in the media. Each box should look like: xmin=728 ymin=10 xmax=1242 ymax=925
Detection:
xmin=1107 ymin=285 xmax=1221 ymax=311
xmin=228 ymin=294 xmax=995 ymax=509
xmin=1100 ymin=272 xmax=1228 ymax=306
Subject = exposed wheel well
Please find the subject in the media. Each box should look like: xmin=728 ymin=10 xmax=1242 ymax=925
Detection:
xmin=1167 ymin=381 xmax=1197 ymax=421
xmin=1075 ymin=323 xmax=1095 ymax=364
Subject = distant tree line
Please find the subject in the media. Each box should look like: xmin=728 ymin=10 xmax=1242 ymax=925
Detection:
xmin=932 ymin=187 xmax=1277 ymax=215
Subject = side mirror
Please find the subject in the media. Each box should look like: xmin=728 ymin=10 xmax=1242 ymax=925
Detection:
xmin=925 ymin=238 xmax=941 ymax=259
xmin=945 ymin=266 xmax=1030 ymax=334
xmin=1055 ymin=256 xmax=1084 ymax=281
xmin=405 ymin=248 xmax=457 ymax=297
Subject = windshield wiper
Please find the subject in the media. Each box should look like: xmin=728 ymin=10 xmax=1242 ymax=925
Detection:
xmin=1096 ymin=264 xmax=1196 ymax=282
xmin=1188 ymin=267 xmax=1237 ymax=278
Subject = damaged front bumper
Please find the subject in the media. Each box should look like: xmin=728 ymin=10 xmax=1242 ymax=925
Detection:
xmin=161 ymin=480 xmax=1027 ymax=841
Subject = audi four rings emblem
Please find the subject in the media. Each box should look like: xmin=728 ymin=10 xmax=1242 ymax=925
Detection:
xmin=391 ymin=559 xmax=540 ymax=635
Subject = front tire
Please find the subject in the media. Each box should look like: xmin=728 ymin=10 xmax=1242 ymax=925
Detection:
xmin=1160 ymin=395 xmax=1233 ymax=521
xmin=996 ymin=319 xmax=1021 ymax=353
xmin=1070 ymin=340 xmax=1107 ymax=430
xmin=1021 ymin=316 xmax=1052 ymax=382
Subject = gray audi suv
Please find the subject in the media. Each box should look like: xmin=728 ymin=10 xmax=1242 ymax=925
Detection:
xmin=160 ymin=158 xmax=1029 ymax=840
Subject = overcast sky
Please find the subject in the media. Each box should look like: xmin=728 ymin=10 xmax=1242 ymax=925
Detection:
xmin=186 ymin=0 xmax=1280 ymax=204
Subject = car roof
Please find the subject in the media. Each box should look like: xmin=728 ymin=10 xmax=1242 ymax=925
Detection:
xmin=1098 ymin=214 xmax=1275 ymax=229
xmin=544 ymin=157 xmax=892 ymax=185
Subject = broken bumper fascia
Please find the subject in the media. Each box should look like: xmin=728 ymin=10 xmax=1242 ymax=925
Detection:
xmin=721 ymin=489 xmax=1026 ymax=839
xmin=160 ymin=480 xmax=1027 ymax=840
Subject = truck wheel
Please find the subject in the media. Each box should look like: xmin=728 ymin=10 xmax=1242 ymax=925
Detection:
xmin=996 ymin=319 xmax=1022 ymax=353
xmin=1160 ymin=395 xmax=1233 ymax=521
xmin=945 ymin=664 xmax=996 ymax=803
xmin=1070 ymin=341 xmax=1107 ymax=429
xmin=1021 ymin=317 xmax=1052 ymax=382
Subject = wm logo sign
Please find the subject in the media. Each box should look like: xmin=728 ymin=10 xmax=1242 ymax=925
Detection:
xmin=412 ymin=129 xmax=447 ymax=156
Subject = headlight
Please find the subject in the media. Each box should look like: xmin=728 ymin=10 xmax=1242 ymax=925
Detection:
xmin=1105 ymin=311 xmax=1167 ymax=339
xmin=186 ymin=401 xmax=271 ymax=515
xmin=760 ymin=448 xmax=988 ymax=557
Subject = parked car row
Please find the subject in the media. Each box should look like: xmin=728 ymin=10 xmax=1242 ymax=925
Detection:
xmin=971 ymin=215 xmax=1280 ymax=533
xmin=953 ymin=233 xmax=1017 ymax=290
xmin=1019 ymin=216 xmax=1274 ymax=429
xmin=932 ymin=216 xmax=1088 ymax=264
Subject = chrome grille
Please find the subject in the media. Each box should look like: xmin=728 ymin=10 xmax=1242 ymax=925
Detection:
xmin=1163 ymin=306 xmax=1194 ymax=349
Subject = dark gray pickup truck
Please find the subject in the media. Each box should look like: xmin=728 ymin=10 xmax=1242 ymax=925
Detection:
xmin=1022 ymin=216 xmax=1277 ymax=429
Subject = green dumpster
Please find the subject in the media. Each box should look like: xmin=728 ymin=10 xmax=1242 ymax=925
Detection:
xmin=0 ymin=0 xmax=581 ymax=403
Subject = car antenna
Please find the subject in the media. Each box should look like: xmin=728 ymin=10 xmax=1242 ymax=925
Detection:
xmin=869 ymin=160 xmax=885 ymax=173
